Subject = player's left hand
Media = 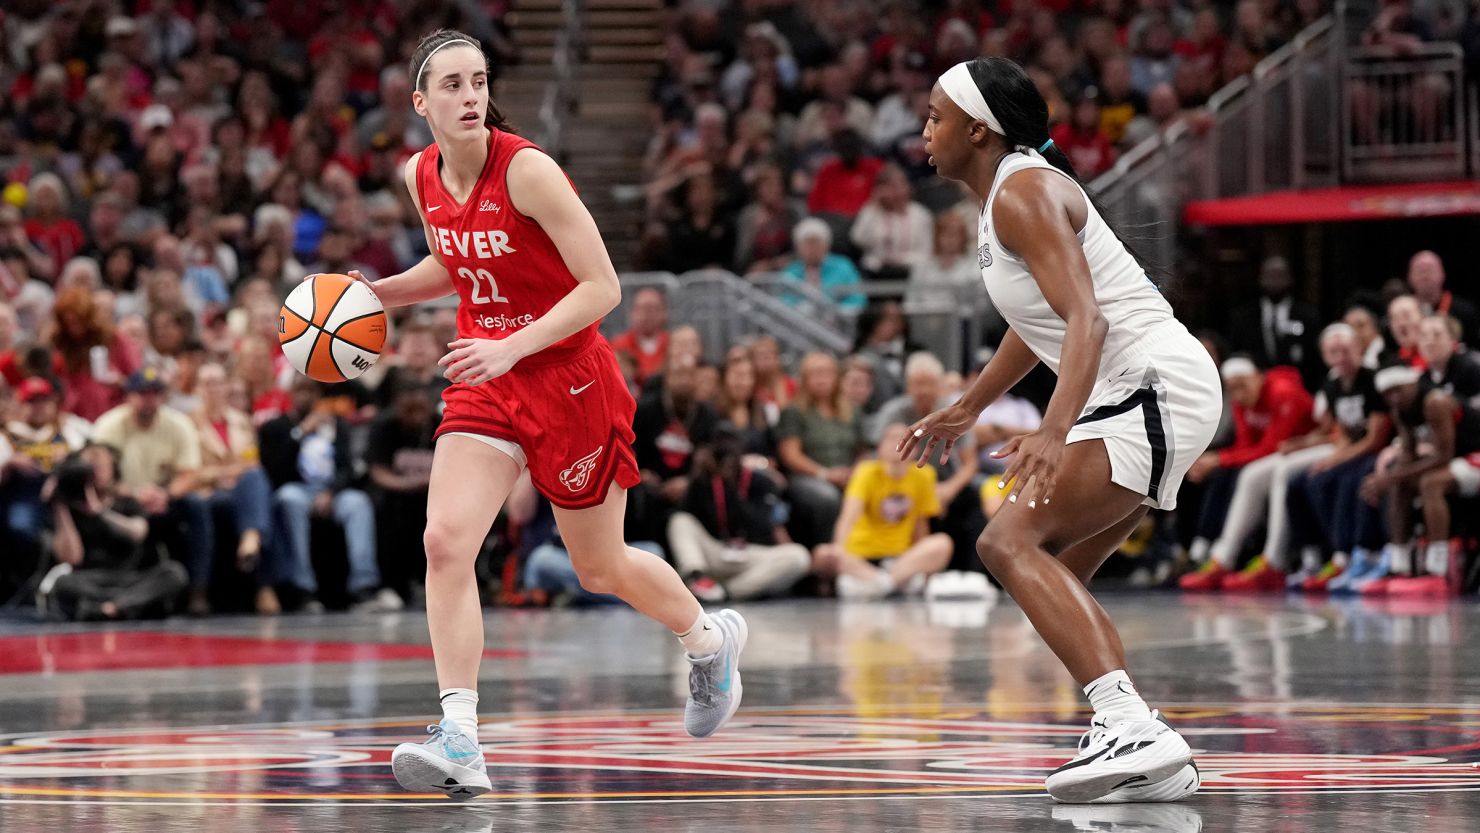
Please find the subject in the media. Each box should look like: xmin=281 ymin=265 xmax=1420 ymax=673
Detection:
xmin=440 ymin=337 xmax=524 ymax=386
xmin=991 ymin=427 xmax=1066 ymax=510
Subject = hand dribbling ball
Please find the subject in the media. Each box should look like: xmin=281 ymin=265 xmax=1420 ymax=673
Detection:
xmin=279 ymin=273 xmax=387 ymax=382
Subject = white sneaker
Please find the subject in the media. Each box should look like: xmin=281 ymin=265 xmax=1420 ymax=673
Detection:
xmin=925 ymin=570 xmax=998 ymax=600
xmin=837 ymin=573 xmax=890 ymax=600
xmin=1092 ymin=761 xmax=1199 ymax=803
xmin=901 ymin=573 xmax=928 ymax=596
xmin=353 ymin=588 xmax=406 ymax=613
xmin=391 ymin=719 xmax=492 ymax=800
xmin=1046 ymin=712 xmax=1194 ymax=803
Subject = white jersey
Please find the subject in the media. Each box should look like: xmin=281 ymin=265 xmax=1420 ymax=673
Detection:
xmin=978 ymin=152 xmax=1173 ymax=376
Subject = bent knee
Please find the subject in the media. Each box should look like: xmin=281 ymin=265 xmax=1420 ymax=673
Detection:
xmin=423 ymin=519 xmax=479 ymax=572
xmin=572 ymin=560 xmax=619 ymax=596
xmin=975 ymin=528 xmax=1026 ymax=577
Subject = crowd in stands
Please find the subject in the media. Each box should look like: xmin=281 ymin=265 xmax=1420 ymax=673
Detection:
xmin=638 ymin=0 xmax=1341 ymax=293
xmin=1 ymin=1 xmax=1478 ymax=620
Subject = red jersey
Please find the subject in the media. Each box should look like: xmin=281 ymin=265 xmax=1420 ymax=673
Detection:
xmin=416 ymin=129 xmax=597 ymax=362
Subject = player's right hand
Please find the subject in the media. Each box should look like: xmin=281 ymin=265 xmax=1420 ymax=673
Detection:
xmin=898 ymin=403 xmax=978 ymax=468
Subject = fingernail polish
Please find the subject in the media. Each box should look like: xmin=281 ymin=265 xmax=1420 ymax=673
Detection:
xmin=997 ymin=481 xmax=1006 ymax=489
xmin=1008 ymin=494 xmax=1017 ymax=504
xmin=1028 ymin=500 xmax=1036 ymax=509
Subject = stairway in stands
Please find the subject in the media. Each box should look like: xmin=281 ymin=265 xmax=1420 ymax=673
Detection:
xmin=498 ymin=0 xmax=663 ymax=269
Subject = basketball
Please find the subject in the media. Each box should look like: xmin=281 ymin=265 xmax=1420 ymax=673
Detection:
xmin=278 ymin=273 xmax=387 ymax=383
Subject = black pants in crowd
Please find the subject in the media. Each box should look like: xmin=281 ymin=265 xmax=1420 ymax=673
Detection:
xmin=50 ymin=562 xmax=189 ymax=620
xmin=1194 ymin=466 xmax=1243 ymax=543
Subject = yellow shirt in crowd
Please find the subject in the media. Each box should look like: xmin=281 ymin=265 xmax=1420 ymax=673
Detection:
xmin=843 ymin=460 xmax=940 ymax=559
xmin=92 ymin=404 xmax=202 ymax=487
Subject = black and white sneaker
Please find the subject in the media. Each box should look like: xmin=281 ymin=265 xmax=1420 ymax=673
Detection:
xmin=1092 ymin=761 xmax=1199 ymax=803
xmin=1046 ymin=711 xmax=1193 ymax=803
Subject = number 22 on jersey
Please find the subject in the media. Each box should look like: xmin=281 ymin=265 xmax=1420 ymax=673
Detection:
xmin=459 ymin=266 xmax=508 ymax=305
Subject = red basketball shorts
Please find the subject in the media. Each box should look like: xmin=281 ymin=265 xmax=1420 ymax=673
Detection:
xmin=435 ymin=337 xmax=640 ymax=510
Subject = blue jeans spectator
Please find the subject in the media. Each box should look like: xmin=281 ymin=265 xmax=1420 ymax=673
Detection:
xmin=181 ymin=466 xmax=275 ymax=588
xmin=1296 ymin=454 xmax=1385 ymax=554
xmin=523 ymin=540 xmax=664 ymax=606
xmin=273 ymin=483 xmax=380 ymax=595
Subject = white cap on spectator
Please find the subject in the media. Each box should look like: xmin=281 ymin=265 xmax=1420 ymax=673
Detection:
xmin=1374 ymin=365 xmax=1421 ymax=393
xmin=106 ymin=16 xmax=139 ymax=37
xmin=140 ymin=104 xmax=174 ymax=132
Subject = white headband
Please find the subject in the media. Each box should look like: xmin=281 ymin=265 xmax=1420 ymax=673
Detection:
xmin=416 ymin=39 xmax=478 ymax=89
xmin=939 ymin=62 xmax=1004 ymax=136
xmin=1374 ymin=365 xmax=1421 ymax=393
xmin=1220 ymin=357 xmax=1259 ymax=381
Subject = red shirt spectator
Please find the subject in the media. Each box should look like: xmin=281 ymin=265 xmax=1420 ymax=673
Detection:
xmin=23 ymin=218 xmax=85 ymax=273
xmin=608 ymin=286 xmax=672 ymax=385
xmin=1050 ymin=124 xmax=1116 ymax=177
xmin=1218 ymin=366 xmax=1317 ymax=468
xmin=808 ymin=156 xmax=884 ymax=218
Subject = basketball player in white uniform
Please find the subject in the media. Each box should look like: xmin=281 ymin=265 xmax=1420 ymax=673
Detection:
xmin=897 ymin=58 xmax=1222 ymax=803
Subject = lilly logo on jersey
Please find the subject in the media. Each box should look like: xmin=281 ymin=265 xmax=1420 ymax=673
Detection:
xmin=479 ymin=200 xmax=501 ymax=213
xmin=431 ymin=227 xmax=516 ymax=260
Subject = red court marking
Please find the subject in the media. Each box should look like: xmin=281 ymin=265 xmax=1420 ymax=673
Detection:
xmin=0 ymin=632 xmax=522 ymax=675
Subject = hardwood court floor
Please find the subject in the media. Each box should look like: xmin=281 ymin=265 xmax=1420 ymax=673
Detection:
xmin=1 ymin=593 xmax=1478 ymax=831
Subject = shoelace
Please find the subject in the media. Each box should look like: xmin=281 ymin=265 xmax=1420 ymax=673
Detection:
xmin=689 ymin=658 xmax=718 ymax=707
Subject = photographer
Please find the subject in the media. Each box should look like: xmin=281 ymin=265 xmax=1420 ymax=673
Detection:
xmin=45 ymin=446 xmax=189 ymax=620
xmin=667 ymin=427 xmax=810 ymax=602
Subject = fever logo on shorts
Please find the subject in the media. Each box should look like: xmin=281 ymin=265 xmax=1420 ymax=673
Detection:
xmin=559 ymin=446 xmax=603 ymax=492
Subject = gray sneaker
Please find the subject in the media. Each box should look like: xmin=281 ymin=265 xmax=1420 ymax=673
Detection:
xmin=683 ymin=608 xmax=748 ymax=737
xmin=391 ymin=719 xmax=492 ymax=800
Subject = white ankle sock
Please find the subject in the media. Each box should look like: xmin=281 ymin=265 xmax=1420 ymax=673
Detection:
xmin=1084 ymin=670 xmax=1154 ymax=724
xmin=677 ymin=611 xmax=723 ymax=657
xmin=1388 ymin=543 xmax=1413 ymax=575
xmin=1424 ymin=541 xmax=1449 ymax=576
xmin=1189 ymin=538 xmax=1210 ymax=563
xmin=439 ymin=688 xmax=480 ymax=740
xmin=1300 ymin=546 xmax=1323 ymax=573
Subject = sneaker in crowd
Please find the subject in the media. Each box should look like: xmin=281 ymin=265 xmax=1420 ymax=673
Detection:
xmin=1221 ymin=556 xmax=1285 ymax=592
xmin=837 ymin=573 xmax=893 ymax=601
xmin=1177 ymin=561 xmax=1228 ymax=592
xmin=352 ymin=587 xmax=406 ymax=613
xmin=685 ymin=573 xmax=727 ymax=603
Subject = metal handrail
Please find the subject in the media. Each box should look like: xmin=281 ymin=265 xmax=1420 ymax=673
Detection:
xmin=538 ymin=0 xmax=582 ymax=160
xmin=609 ymin=271 xmax=853 ymax=362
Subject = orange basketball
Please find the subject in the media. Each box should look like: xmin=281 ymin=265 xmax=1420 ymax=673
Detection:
xmin=278 ymin=273 xmax=387 ymax=382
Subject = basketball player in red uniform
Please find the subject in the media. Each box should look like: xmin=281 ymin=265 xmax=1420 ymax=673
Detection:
xmin=335 ymin=30 xmax=747 ymax=798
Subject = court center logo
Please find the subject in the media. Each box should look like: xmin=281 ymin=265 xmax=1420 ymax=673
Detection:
xmin=1 ymin=704 xmax=1477 ymax=805
xmin=558 ymin=445 xmax=603 ymax=492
